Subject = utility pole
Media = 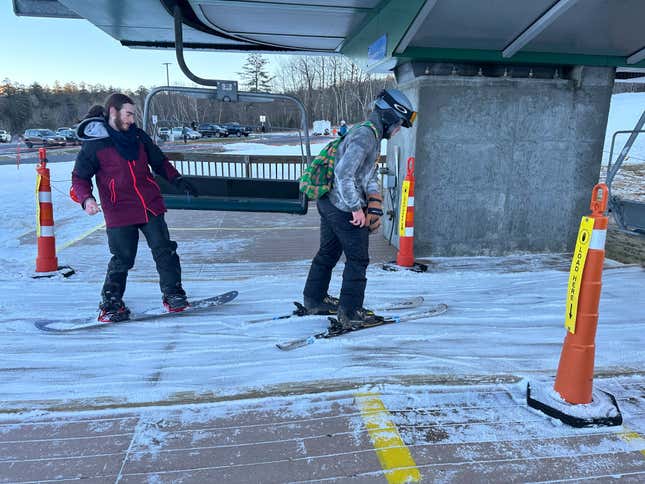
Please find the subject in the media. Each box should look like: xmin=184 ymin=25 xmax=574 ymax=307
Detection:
xmin=162 ymin=62 xmax=172 ymax=86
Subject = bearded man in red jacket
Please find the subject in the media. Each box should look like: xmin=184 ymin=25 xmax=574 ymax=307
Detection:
xmin=72 ymin=93 xmax=197 ymax=322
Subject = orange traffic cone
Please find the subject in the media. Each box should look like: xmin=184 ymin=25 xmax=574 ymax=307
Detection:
xmin=527 ymin=183 xmax=621 ymax=427
xmin=33 ymin=148 xmax=74 ymax=279
xmin=383 ymin=157 xmax=427 ymax=273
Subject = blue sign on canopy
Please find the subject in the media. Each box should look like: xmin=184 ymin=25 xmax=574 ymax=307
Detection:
xmin=368 ymin=34 xmax=387 ymax=62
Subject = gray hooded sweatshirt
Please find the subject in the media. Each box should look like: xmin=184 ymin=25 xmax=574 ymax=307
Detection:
xmin=328 ymin=112 xmax=383 ymax=213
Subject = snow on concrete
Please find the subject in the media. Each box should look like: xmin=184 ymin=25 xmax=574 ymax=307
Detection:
xmin=0 ymin=93 xmax=643 ymax=424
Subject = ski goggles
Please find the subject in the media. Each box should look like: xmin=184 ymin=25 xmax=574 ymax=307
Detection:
xmin=379 ymin=90 xmax=417 ymax=128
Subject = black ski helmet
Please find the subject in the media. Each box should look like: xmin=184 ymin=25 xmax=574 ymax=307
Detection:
xmin=374 ymin=89 xmax=416 ymax=136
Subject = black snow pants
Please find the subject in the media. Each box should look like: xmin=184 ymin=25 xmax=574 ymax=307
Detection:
xmin=303 ymin=196 xmax=370 ymax=312
xmin=101 ymin=213 xmax=184 ymax=303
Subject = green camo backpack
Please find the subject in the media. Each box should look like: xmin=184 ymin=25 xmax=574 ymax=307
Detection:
xmin=299 ymin=121 xmax=379 ymax=199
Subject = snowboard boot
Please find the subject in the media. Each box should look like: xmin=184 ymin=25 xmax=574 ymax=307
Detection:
xmin=303 ymin=294 xmax=340 ymax=315
xmin=163 ymin=293 xmax=190 ymax=313
xmin=98 ymin=298 xmax=131 ymax=323
xmin=336 ymin=306 xmax=382 ymax=331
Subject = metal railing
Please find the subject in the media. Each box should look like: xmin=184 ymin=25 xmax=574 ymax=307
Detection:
xmin=164 ymin=151 xmax=388 ymax=182
xmin=164 ymin=152 xmax=306 ymax=181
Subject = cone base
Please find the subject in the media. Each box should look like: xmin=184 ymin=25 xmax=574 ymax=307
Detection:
xmin=32 ymin=265 xmax=75 ymax=279
xmin=382 ymin=261 xmax=428 ymax=273
xmin=526 ymin=381 xmax=622 ymax=428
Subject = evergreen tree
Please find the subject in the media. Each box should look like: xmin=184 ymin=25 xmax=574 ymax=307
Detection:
xmin=238 ymin=54 xmax=274 ymax=92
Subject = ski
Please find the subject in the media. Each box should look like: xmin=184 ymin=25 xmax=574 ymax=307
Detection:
xmin=248 ymin=296 xmax=424 ymax=324
xmin=35 ymin=291 xmax=238 ymax=333
xmin=276 ymin=303 xmax=448 ymax=351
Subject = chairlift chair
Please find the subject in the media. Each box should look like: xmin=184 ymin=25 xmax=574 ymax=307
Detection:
xmin=141 ymin=6 xmax=311 ymax=215
xmin=605 ymin=109 xmax=645 ymax=235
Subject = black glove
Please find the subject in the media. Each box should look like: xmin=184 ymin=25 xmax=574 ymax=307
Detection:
xmin=172 ymin=176 xmax=198 ymax=197
xmin=366 ymin=193 xmax=383 ymax=233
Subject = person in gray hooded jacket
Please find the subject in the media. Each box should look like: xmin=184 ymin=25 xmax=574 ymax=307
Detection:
xmin=302 ymin=89 xmax=417 ymax=329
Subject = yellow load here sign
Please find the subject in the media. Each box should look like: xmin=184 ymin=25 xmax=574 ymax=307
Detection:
xmin=565 ymin=216 xmax=595 ymax=333
xmin=398 ymin=180 xmax=410 ymax=237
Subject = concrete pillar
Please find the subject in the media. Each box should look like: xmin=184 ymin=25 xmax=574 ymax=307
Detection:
xmin=383 ymin=64 xmax=615 ymax=256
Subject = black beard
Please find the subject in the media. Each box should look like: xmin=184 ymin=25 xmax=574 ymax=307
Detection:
xmin=115 ymin=116 xmax=126 ymax=132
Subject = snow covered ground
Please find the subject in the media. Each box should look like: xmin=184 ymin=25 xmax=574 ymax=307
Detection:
xmin=602 ymin=92 xmax=645 ymax=165
xmin=0 ymin=154 xmax=643 ymax=416
xmin=1 ymin=248 xmax=644 ymax=413
xmin=0 ymin=94 xmax=643 ymax=480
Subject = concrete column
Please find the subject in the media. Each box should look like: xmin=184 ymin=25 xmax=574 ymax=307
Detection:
xmin=382 ymin=65 xmax=614 ymax=256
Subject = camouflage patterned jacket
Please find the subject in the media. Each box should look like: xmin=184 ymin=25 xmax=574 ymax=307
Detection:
xmin=328 ymin=112 xmax=383 ymax=213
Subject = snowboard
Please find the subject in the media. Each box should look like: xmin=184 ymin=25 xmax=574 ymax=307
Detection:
xmin=248 ymin=296 xmax=425 ymax=324
xmin=35 ymin=291 xmax=238 ymax=333
xmin=276 ymin=303 xmax=448 ymax=351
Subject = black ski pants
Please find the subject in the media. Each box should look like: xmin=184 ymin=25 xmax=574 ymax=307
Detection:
xmin=101 ymin=213 xmax=184 ymax=303
xmin=303 ymin=196 xmax=369 ymax=312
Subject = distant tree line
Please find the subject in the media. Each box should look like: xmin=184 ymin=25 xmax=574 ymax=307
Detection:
xmin=0 ymin=55 xmax=395 ymax=136
xmin=613 ymin=81 xmax=645 ymax=94
xmin=0 ymin=79 xmax=148 ymax=136
xmin=274 ymin=55 xmax=395 ymax=125
xmin=2 ymin=58 xmax=642 ymax=137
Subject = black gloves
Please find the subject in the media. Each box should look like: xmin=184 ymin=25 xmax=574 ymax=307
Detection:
xmin=172 ymin=176 xmax=198 ymax=197
xmin=366 ymin=193 xmax=383 ymax=233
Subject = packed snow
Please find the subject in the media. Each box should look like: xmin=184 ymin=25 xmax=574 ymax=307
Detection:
xmin=0 ymin=94 xmax=643 ymax=433
xmin=602 ymin=92 xmax=645 ymax=165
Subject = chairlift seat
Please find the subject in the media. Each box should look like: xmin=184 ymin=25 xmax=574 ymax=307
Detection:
xmin=156 ymin=175 xmax=307 ymax=214
xmin=610 ymin=195 xmax=645 ymax=234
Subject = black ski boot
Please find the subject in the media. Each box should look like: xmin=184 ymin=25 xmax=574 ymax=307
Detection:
xmin=336 ymin=307 xmax=382 ymax=331
xmin=98 ymin=298 xmax=131 ymax=323
xmin=303 ymin=294 xmax=340 ymax=315
xmin=163 ymin=293 xmax=190 ymax=313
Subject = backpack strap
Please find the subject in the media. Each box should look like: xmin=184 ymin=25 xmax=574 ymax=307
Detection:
xmin=359 ymin=121 xmax=380 ymax=141
xmin=358 ymin=121 xmax=381 ymax=164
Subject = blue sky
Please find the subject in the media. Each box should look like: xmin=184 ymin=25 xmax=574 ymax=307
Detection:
xmin=1 ymin=4 xmax=276 ymax=90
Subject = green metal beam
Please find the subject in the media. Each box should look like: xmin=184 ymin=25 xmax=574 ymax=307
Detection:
xmin=398 ymin=47 xmax=645 ymax=69
xmin=340 ymin=0 xmax=426 ymax=71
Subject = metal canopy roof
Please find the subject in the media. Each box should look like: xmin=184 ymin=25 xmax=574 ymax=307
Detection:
xmin=13 ymin=0 xmax=645 ymax=71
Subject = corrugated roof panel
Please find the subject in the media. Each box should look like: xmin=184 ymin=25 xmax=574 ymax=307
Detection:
xmin=215 ymin=0 xmax=380 ymax=7
xmin=407 ymin=0 xmax=557 ymax=50
xmin=194 ymin=1 xmax=369 ymax=39
xmin=12 ymin=0 xmax=645 ymax=68
xmin=526 ymin=0 xmax=645 ymax=57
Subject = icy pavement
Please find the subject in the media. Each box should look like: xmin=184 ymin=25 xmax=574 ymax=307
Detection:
xmin=1 ymin=133 xmax=644 ymax=480
xmin=2 ymin=206 xmax=644 ymax=481
xmin=1 ymin=378 xmax=644 ymax=482
xmin=2 ymin=233 xmax=644 ymax=414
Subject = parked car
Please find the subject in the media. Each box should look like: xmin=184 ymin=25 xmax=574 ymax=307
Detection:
xmin=170 ymin=127 xmax=202 ymax=140
xmin=197 ymin=123 xmax=229 ymax=138
xmin=222 ymin=123 xmax=251 ymax=137
xmin=158 ymin=127 xmax=171 ymax=140
xmin=23 ymin=129 xmax=67 ymax=148
xmin=56 ymin=128 xmax=80 ymax=145
xmin=0 ymin=130 xmax=11 ymax=143
xmin=186 ymin=128 xmax=202 ymax=139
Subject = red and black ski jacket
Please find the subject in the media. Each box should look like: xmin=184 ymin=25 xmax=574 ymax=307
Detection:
xmin=72 ymin=118 xmax=181 ymax=228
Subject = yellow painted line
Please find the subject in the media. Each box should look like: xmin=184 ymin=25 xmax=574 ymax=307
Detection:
xmin=169 ymin=226 xmax=319 ymax=232
xmin=355 ymin=392 xmax=421 ymax=483
xmin=57 ymin=221 xmax=106 ymax=252
xmin=618 ymin=426 xmax=645 ymax=457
